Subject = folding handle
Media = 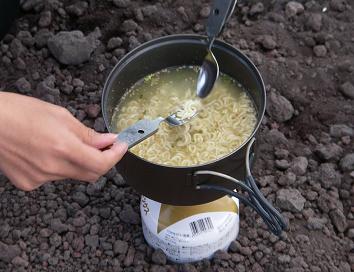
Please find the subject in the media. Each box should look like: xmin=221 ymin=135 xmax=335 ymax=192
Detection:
xmin=194 ymin=138 xmax=287 ymax=236
xmin=206 ymin=0 xmax=237 ymax=48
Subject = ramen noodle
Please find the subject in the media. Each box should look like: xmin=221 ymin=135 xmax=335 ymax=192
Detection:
xmin=112 ymin=66 xmax=257 ymax=167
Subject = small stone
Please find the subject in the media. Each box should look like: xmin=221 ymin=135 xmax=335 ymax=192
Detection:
xmin=50 ymin=218 xmax=69 ymax=234
xmin=39 ymin=228 xmax=53 ymax=238
xmin=340 ymin=153 xmax=354 ymax=171
xmin=17 ymin=31 xmax=34 ymax=47
xmin=94 ymin=117 xmax=106 ymax=132
xmin=66 ymin=1 xmax=88 ymax=16
xmin=10 ymin=38 xmax=25 ymax=58
xmin=347 ymin=229 xmax=354 ymax=239
xmin=113 ymin=240 xmax=128 ymax=255
xmin=0 ymin=223 xmax=10 ymax=239
xmin=249 ymin=2 xmax=264 ymax=16
xmin=49 ymin=233 xmax=62 ymax=248
xmin=113 ymin=0 xmax=130 ymax=8
xmin=285 ymin=1 xmax=304 ymax=17
xmin=330 ymin=124 xmax=353 ymax=137
xmin=267 ymin=92 xmax=294 ymax=122
xmin=306 ymin=217 xmax=327 ymax=230
xmin=15 ymin=77 xmax=31 ymax=94
xmin=11 ymin=256 xmax=29 ymax=267
xmin=330 ymin=0 xmax=347 ymax=12
xmin=213 ymin=250 xmax=231 ymax=260
xmin=124 ymin=246 xmax=135 ymax=267
xmin=113 ymin=48 xmax=126 ymax=58
xmin=72 ymin=237 xmax=85 ymax=251
xmin=39 ymin=11 xmax=52 ymax=27
xmin=315 ymin=143 xmax=343 ymax=161
xmin=121 ymin=19 xmax=138 ymax=32
xmin=0 ymin=242 xmax=21 ymax=263
xmin=34 ymin=29 xmax=53 ymax=48
xmin=278 ymin=254 xmax=291 ymax=264
xmin=85 ymin=104 xmax=101 ymax=118
xmin=330 ymin=209 xmax=348 ymax=232
xmin=260 ymin=35 xmax=277 ymax=50
xmin=339 ymin=82 xmax=354 ymax=99
xmin=99 ymin=207 xmax=111 ymax=219
xmin=200 ymin=6 xmax=210 ymax=18
xmin=85 ymin=235 xmax=99 ymax=249
xmin=72 ymin=191 xmax=89 ymax=206
xmin=278 ymin=172 xmax=296 ymax=186
xmin=152 ymin=249 xmax=167 ymax=265
xmin=48 ymin=31 xmax=94 ymax=65
xmin=318 ymin=163 xmax=341 ymax=188
xmin=313 ymin=45 xmax=327 ymax=57
xmin=307 ymin=14 xmax=322 ymax=32
xmin=73 ymin=216 xmax=86 ymax=227
xmin=141 ymin=5 xmax=158 ymax=17
xmin=128 ymin=36 xmax=140 ymax=50
xmin=291 ymin=157 xmax=308 ymax=175
xmin=275 ymin=159 xmax=290 ymax=170
xmin=107 ymin=37 xmax=123 ymax=50
xmin=120 ymin=205 xmax=140 ymax=224
xmin=72 ymin=78 xmax=84 ymax=87
xmin=276 ymin=189 xmax=306 ymax=212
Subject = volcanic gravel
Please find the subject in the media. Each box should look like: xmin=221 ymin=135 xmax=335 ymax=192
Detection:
xmin=0 ymin=0 xmax=354 ymax=271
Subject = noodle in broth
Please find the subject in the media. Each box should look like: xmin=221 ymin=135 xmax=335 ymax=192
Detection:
xmin=112 ymin=66 xmax=257 ymax=167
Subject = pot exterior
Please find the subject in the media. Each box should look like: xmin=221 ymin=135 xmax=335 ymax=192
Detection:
xmin=102 ymin=35 xmax=266 ymax=205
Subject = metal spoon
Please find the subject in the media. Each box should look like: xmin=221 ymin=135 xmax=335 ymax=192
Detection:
xmin=196 ymin=0 xmax=237 ymax=98
xmin=117 ymin=110 xmax=198 ymax=149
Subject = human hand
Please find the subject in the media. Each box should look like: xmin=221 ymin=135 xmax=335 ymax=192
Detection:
xmin=0 ymin=92 xmax=128 ymax=191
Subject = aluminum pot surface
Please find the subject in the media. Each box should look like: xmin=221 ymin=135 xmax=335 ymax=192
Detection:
xmin=102 ymin=34 xmax=266 ymax=206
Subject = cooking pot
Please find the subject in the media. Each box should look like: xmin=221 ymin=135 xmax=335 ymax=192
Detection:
xmin=0 ymin=0 xmax=20 ymax=40
xmin=102 ymin=35 xmax=286 ymax=235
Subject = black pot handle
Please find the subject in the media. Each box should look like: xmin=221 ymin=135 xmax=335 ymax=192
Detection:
xmin=194 ymin=138 xmax=287 ymax=236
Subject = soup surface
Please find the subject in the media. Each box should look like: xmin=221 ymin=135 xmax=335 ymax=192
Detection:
xmin=112 ymin=66 xmax=257 ymax=167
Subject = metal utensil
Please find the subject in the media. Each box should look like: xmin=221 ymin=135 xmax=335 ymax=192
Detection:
xmin=196 ymin=0 xmax=237 ymax=98
xmin=117 ymin=110 xmax=198 ymax=149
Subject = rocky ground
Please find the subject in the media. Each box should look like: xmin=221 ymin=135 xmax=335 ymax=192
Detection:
xmin=0 ymin=0 xmax=354 ymax=271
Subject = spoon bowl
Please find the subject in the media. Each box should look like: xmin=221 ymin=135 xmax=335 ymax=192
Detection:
xmin=196 ymin=50 xmax=219 ymax=98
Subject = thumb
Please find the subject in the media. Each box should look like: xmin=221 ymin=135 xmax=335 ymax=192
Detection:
xmin=82 ymin=127 xmax=118 ymax=149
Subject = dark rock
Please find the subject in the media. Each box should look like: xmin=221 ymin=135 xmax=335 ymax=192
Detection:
xmin=330 ymin=209 xmax=348 ymax=232
xmin=124 ymin=246 xmax=135 ymax=267
xmin=0 ymin=222 xmax=11 ymax=239
xmin=199 ymin=6 xmax=210 ymax=18
xmin=50 ymin=218 xmax=69 ymax=234
xmin=10 ymin=38 xmax=25 ymax=58
xmin=306 ymin=217 xmax=327 ymax=230
xmin=113 ymin=0 xmax=130 ymax=8
xmin=340 ymin=153 xmax=354 ymax=171
xmin=249 ymin=3 xmax=264 ymax=16
xmin=39 ymin=11 xmax=52 ymax=27
xmin=313 ymin=45 xmax=327 ymax=57
xmin=72 ymin=191 xmax=89 ymax=206
xmin=17 ymin=31 xmax=34 ymax=47
xmin=0 ymin=242 xmax=21 ymax=263
xmin=330 ymin=124 xmax=353 ymax=137
xmin=113 ymin=240 xmax=129 ymax=255
xmin=121 ymin=19 xmax=138 ymax=32
xmin=275 ymin=159 xmax=290 ymax=170
xmin=85 ymin=104 xmax=101 ymax=118
xmin=12 ymin=256 xmax=29 ymax=267
xmin=265 ymin=129 xmax=289 ymax=146
xmin=49 ymin=233 xmax=62 ymax=248
xmin=306 ymin=14 xmax=322 ymax=32
xmin=318 ymin=163 xmax=341 ymax=188
xmin=72 ymin=237 xmax=85 ymax=251
xmin=34 ymin=29 xmax=53 ymax=48
xmin=120 ymin=205 xmax=140 ymax=224
xmin=290 ymin=157 xmax=308 ymax=175
xmin=73 ymin=216 xmax=86 ymax=227
xmin=260 ymin=35 xmax=277 ymax=50
xmin=315 ymin=143 xmax=343 ymax=161
xmin=339 ymin=82 xmax=354 ymax=99
xmin=66 ymin=1 xmax=88 ymax=16
xmin=107 ymin=37 xmax=123 ymax=50
xmin=285 ymin=1 xmax=304 ymax=17
xmin=141 ymin=5 xmax=158 ymax=18
xmin=85 ymin=234 xmax=99 ymax=249
xmin=128 ymin=36 xmax=140 ymax=50
xmin=39 ymin=228 xmax=53 ymax=238
xmin=151 ymin=249 xmax=167 ymax=265
xmin=276 ymin=189 xmax=305 ymax=212
xmin=278 ymin=172 xmax=296 ymax=186
xmin=15 ymin=77 xmax=31 ymax=94
xmin=213 ymin=250 xmax=231 ymax=260
xmin=21 ymin=0 xmax=44 ymax=11
xmin=94 ymin=117 xmax=106 ymax=132
xmin=267 ymin=92 xmax=294 ymax=122
xmin=48 ymin=31 xmax=94 ymax=65
xmin=330 ymin=0 xmax=347 ymax=12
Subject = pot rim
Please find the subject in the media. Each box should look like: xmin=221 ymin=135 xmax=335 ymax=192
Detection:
xmin=102 ymin=34 xmax=266 ymax=170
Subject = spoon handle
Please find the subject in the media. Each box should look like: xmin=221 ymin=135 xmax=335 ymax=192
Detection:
xmin=117 ymin=117 xmax=164 ymax=149
xmin=206 ymin=0 xmax=237 ymax=49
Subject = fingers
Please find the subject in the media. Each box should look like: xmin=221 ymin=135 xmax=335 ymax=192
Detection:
xmin=67 ymin=138 xmax=128 ymax=178
xmin=82 ymin=127 xmax=118 ymax=149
